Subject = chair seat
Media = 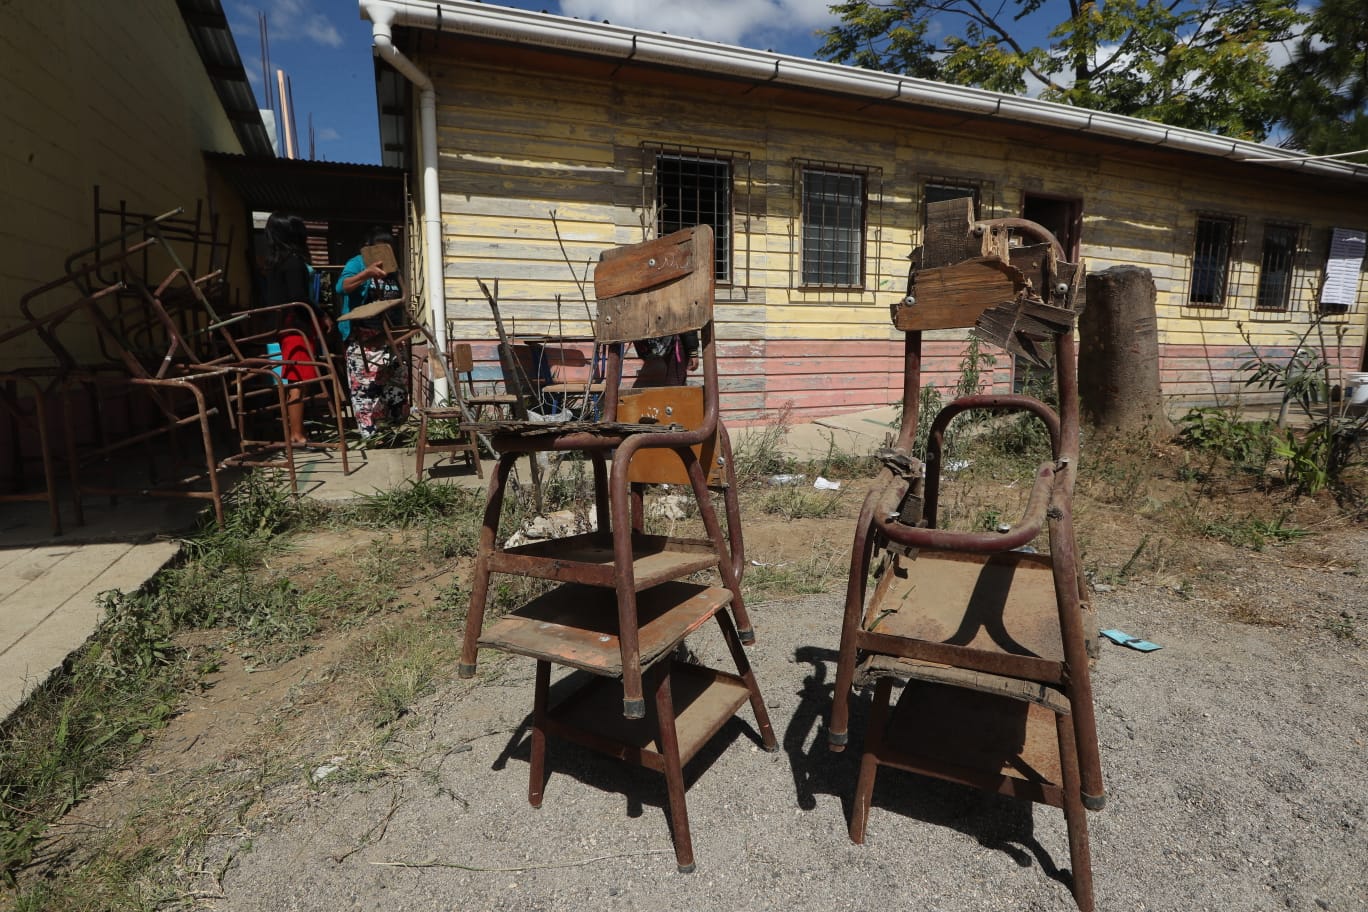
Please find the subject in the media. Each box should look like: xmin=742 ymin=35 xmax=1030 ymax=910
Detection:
xmin=877 ymin=679 xmax=1068 ymax=804
xmin=463 ymin=418 xmax=685 ymax=440
xmin=488 ymin=530 xmax=722 ymax=589
xmin=466 ymin=393 xmax=519 ymax=405
xmin=545 ymin=663 xmax=752 ymax=766
xmin=864 ymin=550 xmax=1066 ymax=676
xmin=478 ymin=580 xmax=732 ymax=675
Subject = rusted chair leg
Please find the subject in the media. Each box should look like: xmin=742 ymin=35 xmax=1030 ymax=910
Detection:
xmin=849 ymin=676 xmax=894 ymax=844
xmin=651 ymin=662 xmax=695 ymax=873
xmin=682 ymin=452 xmax=755 ymax=647
xmin=528 ymin=659 xmax=551 ymax=808
xmin=828 ymin=488 xmax=884 ymax=752
xmin=460 ymin=453 xmax=516 ymax=678
xmin=1057 ymin=710 xmax=1095 ymax=912
xmin=591 ymin=452 xmax=610 ymax=533
xmin=1050 ymin=508 xmax=1105 ymax=809
xmin=414 ymin=410 xmax=429 ymax=479
xmin=713 ymin=609 xmax=777 ymax=751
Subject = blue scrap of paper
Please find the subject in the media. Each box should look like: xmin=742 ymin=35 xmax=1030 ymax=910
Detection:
xmin=1101 ymin=628 xmax=1162 ymax=652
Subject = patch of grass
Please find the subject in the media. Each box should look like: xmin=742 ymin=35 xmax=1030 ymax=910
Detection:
xmin=1201 ymin=514 xmax=1311 ymax=550
xmin=346 ymin=619 xmax=460 ymax=728
xmin=804 ymin=430 xmax=877 ymax=480
xmin=348 ymin=479 xmax=483 ymax=528
xmin=757 ymin=486 xmax=843 ymax=520
xmin=744 ymin=541 xmax=846 ymax=598
xmin=0 ymin=606 xmax=183 ymax=888
xmin=1324 ymin=612 xmax=1358 ymax=642
xmin=732 ymin=407 xmax=798 ymax=485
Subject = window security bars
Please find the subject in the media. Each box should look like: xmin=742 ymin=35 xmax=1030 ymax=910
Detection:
xmin=652 ymin=151 xmax=732 ymax=282
xmin=1256 ymin=223 xmax=1301 ymax=312
xmin=801 ymin=167 xmax=866 ymax=288
xmin=920 ymin=178 xmax=992 ymax=229
xmin=1189 ymin=215 xmax=1237 ymax=307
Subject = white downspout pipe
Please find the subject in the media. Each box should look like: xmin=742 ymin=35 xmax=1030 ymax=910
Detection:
xmin=361 ymin=0 xmax=450 ymax=403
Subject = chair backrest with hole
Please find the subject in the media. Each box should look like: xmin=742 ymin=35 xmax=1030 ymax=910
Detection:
xmin=593 ymin=225 xmax=714 ymax=343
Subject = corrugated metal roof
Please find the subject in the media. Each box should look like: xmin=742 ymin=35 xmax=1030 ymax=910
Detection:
xmin=176 ymin=0 xmax=274 ymax=158
xmin=204 ymin=152 xmax=407 ymax=221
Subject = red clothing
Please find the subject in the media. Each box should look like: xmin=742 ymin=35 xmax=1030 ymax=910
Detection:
xmin=265 ymin=251 xmax=321 ymax=383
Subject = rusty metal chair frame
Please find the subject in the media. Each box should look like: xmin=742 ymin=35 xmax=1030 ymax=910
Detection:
xmin=826 ymin=203 xmax=1104 ymax=911
xmin=413 ymin=340 xmax=485 ymax=479
xmin=1 ymin=230 xmax=184 ymax=535
xmin=460 ymin=226 xmax=776 ymax=872
xmin=459 ymin=226 xmax=757 ymax=711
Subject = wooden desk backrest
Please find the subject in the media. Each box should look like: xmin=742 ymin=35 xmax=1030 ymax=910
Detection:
xmin=616 ymin=385 xmax=723 ymax=487
xmin=593 ymin=225 xmax=713 ymax=344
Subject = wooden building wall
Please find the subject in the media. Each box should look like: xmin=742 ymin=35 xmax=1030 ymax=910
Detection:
xmin=419 ymin=46 xmax=1368 ymax=424
xmin=1 ymin=0 xmax=250 ymax=369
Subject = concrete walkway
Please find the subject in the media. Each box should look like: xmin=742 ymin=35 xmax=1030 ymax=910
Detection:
xmin=0 ymin=407 xmax=899 ymax=721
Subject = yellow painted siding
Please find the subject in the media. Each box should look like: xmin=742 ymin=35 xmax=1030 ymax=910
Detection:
xmin=1 ymin=0 xmax=248 ymax=367
xmin=423 ymin=50 xmax=1368 ymax=415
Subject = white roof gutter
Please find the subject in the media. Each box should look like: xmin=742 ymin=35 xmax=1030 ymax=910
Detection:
xmin=367 ymin=0 xmax=1368 ymax=184
xmin=360 ymin=0 xmax=451 ymax=403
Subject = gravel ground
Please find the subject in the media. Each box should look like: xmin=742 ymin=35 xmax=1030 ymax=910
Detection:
xmin=199 ymin=557 xmax=1368 ymax=912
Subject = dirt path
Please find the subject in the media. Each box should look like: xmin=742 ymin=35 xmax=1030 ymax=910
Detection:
xmin=183 ymin=538 xmax=1368 ymax=912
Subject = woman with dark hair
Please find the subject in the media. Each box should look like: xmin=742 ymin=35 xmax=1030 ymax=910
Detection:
xmin=337 ymin=227 xmax=407 ymax=437
xmin=263 ymin=212 xmax=328 ymax=446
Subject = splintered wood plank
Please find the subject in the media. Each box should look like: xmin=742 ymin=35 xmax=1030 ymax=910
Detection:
xmin=478 ymin=581 xmax=731 ymax=673
xmin=594 ymin=226 xmax=713 ymax=343
xmin=547 ymin=662 xmax=751 ymax=764
xmin=486 ymin=531 xmax=720 ymax=588
xmin=922 ymin=197 xmax=977 ymax=268
xmin=893 ymin=258 xmax=1025 ymax=331
xmin=879 ymin=680 xmax=1066 ymax=803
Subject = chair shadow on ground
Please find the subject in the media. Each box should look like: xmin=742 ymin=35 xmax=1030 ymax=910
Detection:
xmin=783 ymin=644 xmax=1071 ymax=888
xmin=489 ymin=666 xmax=771 ymax=823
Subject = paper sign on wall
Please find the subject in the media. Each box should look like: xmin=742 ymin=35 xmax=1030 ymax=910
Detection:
xmin=1320 ymin=227 xmax=1366 ymax=309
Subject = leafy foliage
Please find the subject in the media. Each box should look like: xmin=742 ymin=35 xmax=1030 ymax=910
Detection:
xmin=1273 ymin=0 xmax=1368 ymax=157
xmin=818 ymin=0 xmax=1305 ymax=139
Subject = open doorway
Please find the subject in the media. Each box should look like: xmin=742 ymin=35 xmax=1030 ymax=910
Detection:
xmin=1017 ymin=194 xmax=1083 ymax=393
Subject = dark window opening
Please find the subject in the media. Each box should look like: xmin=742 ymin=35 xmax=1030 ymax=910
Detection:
xmin=1257 ymin=224 xmax=1299 ymax=311
xmin=802 ymin=169 xmax=865 ymax=287
xmin=1190 ymin=216 xmax=1235 ymax=306
xmin=655 ymin=154 xmax=731 ymax=282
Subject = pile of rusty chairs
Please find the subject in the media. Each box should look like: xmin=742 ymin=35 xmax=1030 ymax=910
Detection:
xmin=826 ymin=198 xmax=1103 ymax=910
xmin=457 ymin=226 xmax=776 ymax=873
xmin=1 ymin=196 xmax=347 ymax=532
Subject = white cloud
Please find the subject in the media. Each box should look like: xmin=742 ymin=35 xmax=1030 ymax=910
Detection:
xmin=237 ymin=0 xmax=343 ymax=48
xmin=317 ymin=127 xmax=342 ymax=141
xmin=559 ymin=0 xmax=837 ymax=49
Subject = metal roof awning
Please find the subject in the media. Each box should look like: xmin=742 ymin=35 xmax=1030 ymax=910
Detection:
xmin=205 ymin=152 xmax=407 ymax=222
xmin=177 ymin=0 xmax=274 ymax=158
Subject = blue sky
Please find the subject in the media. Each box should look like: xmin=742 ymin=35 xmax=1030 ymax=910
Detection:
xmin=225 ymin=1 xmax=840 ymax=164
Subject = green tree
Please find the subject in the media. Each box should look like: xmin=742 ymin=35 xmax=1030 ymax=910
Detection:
xmin=1274 ymin=0 xmax=1368 ymax=157
xmin=817 ymin=0 xmax=1306 ymax=140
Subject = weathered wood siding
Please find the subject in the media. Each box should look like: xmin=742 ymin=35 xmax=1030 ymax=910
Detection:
xmin=420 ymin=49 xmax=1367 ymax=424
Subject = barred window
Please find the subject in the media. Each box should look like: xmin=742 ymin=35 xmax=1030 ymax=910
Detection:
xmin=1190 ymin=216 xmax=1235 ymax=306
xmin=654 ymin=153 xmax=731 ymax=282
xmin=1256 ymin=224 xmax=1300 ymax=311
xmin=801 ymin=168 xmax=865 ymax=287
xmin=923 ymin=181 xmax=981 ymax=224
